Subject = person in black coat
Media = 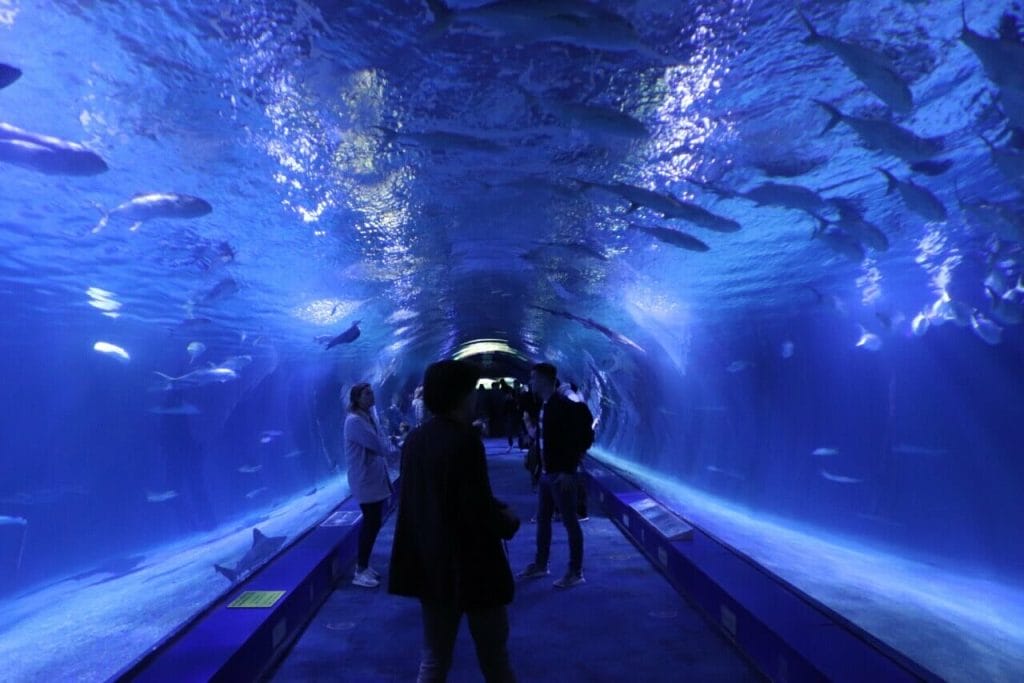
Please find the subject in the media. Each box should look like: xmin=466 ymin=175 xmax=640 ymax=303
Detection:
xmin=517 ymin=362 xmax=594 ymax=589
xmin=388 ymin=360 xmax=520 ymax=683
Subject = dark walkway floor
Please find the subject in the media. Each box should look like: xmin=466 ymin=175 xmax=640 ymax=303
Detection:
xmin=268 ymin=439 xmax=760 ymax=682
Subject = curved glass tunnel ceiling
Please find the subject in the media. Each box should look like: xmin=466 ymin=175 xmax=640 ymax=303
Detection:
xmin=1 ymin=0 xmax=1024 ymax=681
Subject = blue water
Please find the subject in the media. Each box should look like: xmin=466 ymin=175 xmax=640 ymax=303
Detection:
xmin=1 ymin=0 xmax=1023 ymax=679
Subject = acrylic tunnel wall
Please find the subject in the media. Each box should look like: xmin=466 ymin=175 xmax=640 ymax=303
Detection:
xmin=1 ymin=0 xmax=1023 ymax=681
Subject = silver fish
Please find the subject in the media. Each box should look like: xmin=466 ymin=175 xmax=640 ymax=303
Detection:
xmin=0 ymin=122 xmax=107 ymax=175
xmin=815 ymin=101 xmax=943 ymax=162
xmin=186 ymin=341 xmax=206 ymax=364
xmin=829 ymin=200 xmax=889 ymax=251
xmin=970 ymin=310 xmax=1003 ymax=345
xmin=742 ymin=181 xmax=831 ymax=215
xmin=524 ymin=89 xmax=648 ymax=141
xmin=92 ymin=192 xmax=212 ymax=233
xmin=876 ymin=168 xmax=946 ymax=222
xmin=800 ymin=13 xmax=912 ymax=113
xmin=154 ymin=366 xmax=238 ymax=390
xmin=960 ymin=5 xmax=1024 ymax=93
xmin=579 ymin=179 xmax=741 ymax=232
xmin=813 ymin=221 xmax=865 ymax=262
xmin=630 ymin=224 xmax=710 ymax=252
xmin=146 ymin=490 xmax=179 ymax=503
xmin=979 ymin=135 xmax=1024 ymax=190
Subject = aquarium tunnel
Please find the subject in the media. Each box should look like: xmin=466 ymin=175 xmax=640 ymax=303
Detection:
xmin=1 ymin=0 xmax=1023 ymax=681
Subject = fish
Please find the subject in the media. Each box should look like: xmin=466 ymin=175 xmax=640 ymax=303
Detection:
xmin=799 ymin=13 xmax=912 ymax=113
xmin=928 ymin=291 xmax=972 ymax=328
xmin=213 ymin=527 xmax=286 ymax=583
xmin=960 ymin=3 xmax=1024 ymax=93
xmin=986 ymin=286 xmax=1023 ymax=325
xmin=979 ymin=135 xmax=1024 ymax=190
xmin=781 ymin=341 xmax=795 ymax=358
xmin=533 ymin=241 xmax=609 ymax=262
xmin=909 ymin=159 xmax=954 ymax=176
xmin=911 ymin=312 xmax=931 ymax=336
xmin=812 ymin=221 xmax=865 ymax=262
xmin=740 ymin=181 xmax=831 ymax=215
xmin=955 ymin=188 xmax=1024 ymax=242
xmin=186 ymin=341 xmax=206 ymax=364
xmin=424 ymin=0 xmax=664 ymax=60
xmin=970 ymin=310 xmax=1003 ymax=345
xmin=855 ymin=326 xmax=882 ymax=351
xmin=197 ymin=277 xmax=239 ymax=305
xmin=577 ymin=179 xmax=741 ymax=232
xmin=630 ymin=224 xmax=710 ymax=252
xmin=752 ymin=155 xmax=828 ymax=178
xmin=244 ymin=487 xmax=269 ymax=500
xmin=0 ymin=515 xmax=28 ymax=526
xmin=523 ymin=88 xmax=649 ymax=141
xmin=154 ymin=365 xmax=238 ymax=390
xmin=238 ymin=464 xmax=263 ymax=474
xmin=876 ymin=168 xmax=947 ymax=222
xmin=726 ymin=360 xmax=754 ymax=373
xmin=828 ymin=200 xmax=889 ymax=251
xmin=283 ymin=449 xmax=303 ymax=459
xmin=93 ymin=341 xmax=131 ymax=363
xmin=812 ymin=447 xmax=839 ymax=456
xmin=0 ymin=122 xmax=108 ymax=175
xmin=92 ymin=192 xmax=212 ymax=233
xmin=0 ymin=63 xmax=21 ymax=89
xmin=146 ymin=490 xmax=179 ymax=503
xmin=820 ymin=470 xmax=864 ymax=484
xmin=374 ymin=126 xmax=505 ymax=154
xmin=147 ymin=403 xmax=200 ymax=415
xmin=814 ymin=101 xmax=943 ymax=163
xmin=529 ymin=305 xmax=644 ymax=352
xmin=260 ymin=430 xmax=283 ymax=443
xmin=321 ymin=321 xmax=361 ymax=349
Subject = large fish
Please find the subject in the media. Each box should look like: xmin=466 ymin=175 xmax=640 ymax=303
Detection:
xmin=424 ymin=0 xmax=665 ymax=60
xmin=979 ymin=135 xmax=1024 ymax=190
xmin=876 ymin=168 xmax=947 ymax=222
xmin=91 ymin=192 xmax=212 ymax=233
xmin=374 ymin=126 xmax=504 ymax=154
xmin=960 ymin=4 xmax=1024 ymax=93
xmin=814 ymin=101 xmax=943 ymax=163
xmin=799 ymin=13 xmax=912 ymax=113
xmin=524 ymin=89 xmax=649 ymax=141
xmin=578 ymin=179 xmax=741 ymax=232
xmin=321 ymin=321 xmax=361 ymax=349
xmin=740 ymin=181 xmax=831 ymax=216
xmin=955 ymin=188 xmax=1024 ymax=242
xmin=0 ymin=122 xmax=107 ymax=175
xmin=828 ymin=200 xmax=889 ymax=252
xmin=813 ymin=221 xmax=865 ymax=262
xmin=630 ymin=223 xmax=710 ymax=252
xmin=214 ymin=527 xmax=286 ymax=583
xmin=154 ymin=365 xmax=238 ymax=390
xmin=0 ymin=63 xmax=21 ymax=89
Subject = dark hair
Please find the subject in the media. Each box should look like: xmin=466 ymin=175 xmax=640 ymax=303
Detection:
xmin=348 ymin=383 xmax=371 ymax=413
xmin=423 ymin=360 xmax=480 ymax=415
xmin=531 ymin=362 xmax=557 ymax=384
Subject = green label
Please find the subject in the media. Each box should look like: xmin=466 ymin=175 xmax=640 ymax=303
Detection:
xmin=228 ymin=590 xmax=286 ymax=608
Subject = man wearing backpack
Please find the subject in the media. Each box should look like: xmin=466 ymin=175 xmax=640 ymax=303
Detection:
xmin=517 ymin=363 xmax=594 ymax=589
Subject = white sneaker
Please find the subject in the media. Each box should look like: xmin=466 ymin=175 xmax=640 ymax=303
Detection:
xmin=352 ymin=569 xmax=379 ymax=588
xmin=366 ymin=566 xmax=381 ymax=579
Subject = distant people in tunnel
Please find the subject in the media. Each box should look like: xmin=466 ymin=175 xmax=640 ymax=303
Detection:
xmin=389 ymin=360 xmax=520 ymax=683
xmin=411 ymin=385 xmax=426 ymax=426
xmin=518 ymin=363 xmax=594 ymax=589
xmin=344 ymin=383 xmax=394 ymax=589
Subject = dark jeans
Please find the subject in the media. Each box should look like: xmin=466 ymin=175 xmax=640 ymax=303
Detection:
xmin=535 ymin=473 xmax=583 ymax=574
xmin=357 ymin=500 xmax=385 ymax=570
xmin=417 ymin=600 xmax=515 ymax=683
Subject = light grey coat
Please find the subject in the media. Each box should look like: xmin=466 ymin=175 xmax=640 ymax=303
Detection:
xmin=344 ymin=411 xmax=392 ymax=504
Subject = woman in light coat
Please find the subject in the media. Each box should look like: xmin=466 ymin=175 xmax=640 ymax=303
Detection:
xmin=345 ymin=382 xmax=393 ymax=588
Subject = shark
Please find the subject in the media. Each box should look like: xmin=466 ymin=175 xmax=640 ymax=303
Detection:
xmin=214 ymin=527 xmax=287 ymax=583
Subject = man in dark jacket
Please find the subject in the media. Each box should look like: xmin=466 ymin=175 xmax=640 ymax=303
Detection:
xmin=389 ymin=360 xmax=520 ymax=683
xmin=517 ymin=362 xmax=594 ymax=589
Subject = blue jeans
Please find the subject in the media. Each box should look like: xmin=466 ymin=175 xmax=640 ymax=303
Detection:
xmin=535 ymin=472 xmax=583 ymax=574
xmin=417 ymin=600 xmax=515 ymax=682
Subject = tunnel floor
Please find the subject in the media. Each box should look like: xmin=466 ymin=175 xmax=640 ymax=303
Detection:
xmin=267 ymin=439 xmax=760 ymax=682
